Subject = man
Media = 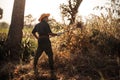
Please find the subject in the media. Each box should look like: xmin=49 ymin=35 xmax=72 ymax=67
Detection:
xmin=32 ymin=13 xmax=58 ymax=77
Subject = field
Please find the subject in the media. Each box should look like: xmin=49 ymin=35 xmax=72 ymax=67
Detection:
xmin=0 ymin=15 xmax=120 ymax=80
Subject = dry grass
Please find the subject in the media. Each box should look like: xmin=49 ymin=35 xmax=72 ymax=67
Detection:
xmin=0 ymin=14 xmax=119 ymax=80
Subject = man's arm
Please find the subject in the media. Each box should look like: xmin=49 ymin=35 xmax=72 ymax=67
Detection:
xmin=45 ymin=23 xmax=60 ymax=36
xmin=32 ymin=24 xmax=39 ymax=39
xmin=32 ymin=32 xmax=39 ymax=40
xmin=48 ymin=33 xmax=58 ymax=36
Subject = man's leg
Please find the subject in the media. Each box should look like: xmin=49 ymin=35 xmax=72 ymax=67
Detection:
xmin=45 ymin=47 xmax=54 ymax=71
xmin=34 ymin=46 xmax=43 ymax=74
xmin=45 ymin=46 xmax=55 ymax=78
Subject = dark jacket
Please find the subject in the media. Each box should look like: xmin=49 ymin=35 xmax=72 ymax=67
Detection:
xmin=32 ymin=20 xmax=52 ymax=47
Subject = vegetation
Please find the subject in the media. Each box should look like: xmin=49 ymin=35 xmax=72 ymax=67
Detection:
xmin=0 ymin=13 xmax=119 ymax=80
xmin=0 ymin=0 xmax=119 ymax=80
xmin=60 ymin=0 xmax=83 ymax=24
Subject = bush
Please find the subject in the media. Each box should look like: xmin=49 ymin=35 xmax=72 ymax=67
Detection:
xmin=20 ymin=37 xmax=35 ymax=63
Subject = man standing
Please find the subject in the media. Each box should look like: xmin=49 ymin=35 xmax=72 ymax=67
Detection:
xmin=32 ymin=13 xmax=58 ymax=78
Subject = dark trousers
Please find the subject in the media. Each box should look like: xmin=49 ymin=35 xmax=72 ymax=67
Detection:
xmin=34 ymin=38 xmax=54 ymax=71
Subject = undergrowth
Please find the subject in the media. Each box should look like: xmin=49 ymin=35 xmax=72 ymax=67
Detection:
xmin=0 ymin=14 xmax=120 ymax=80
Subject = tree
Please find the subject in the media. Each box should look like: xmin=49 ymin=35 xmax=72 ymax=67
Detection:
xmin=48 ymin=18 xmax=64 ymax=32
xmin=60 ymin=0 xmax=83 ymax=25
xmin=0 ymin=8 xmax=3 ymax=19
xmin=0 ymin=22 xmax=9 ymax=28
xmin=110 ymin=0 xmax=120 ymax=18
xmin=5 ymin=0 xmax=26 ymax=61
xmin=24 ymin=14 xmax=36 ymax=28
xmin=93 ymin=0 xmax=120 ymax=19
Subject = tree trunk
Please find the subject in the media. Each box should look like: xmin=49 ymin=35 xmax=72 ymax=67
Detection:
xmin=0 ymin=8 xmax=3 ymax=19
xmin=5 ymin=0 xmax=25 ymax=61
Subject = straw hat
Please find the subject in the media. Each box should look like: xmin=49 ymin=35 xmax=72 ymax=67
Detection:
xmin=38 ymin=13 xmax=50 ymax=21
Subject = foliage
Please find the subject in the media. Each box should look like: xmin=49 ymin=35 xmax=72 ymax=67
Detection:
xmin=0 ymin=22 xmax=9 ymax=28
xmin=0 ymin=14 xmax=119 ymax=80
xmin=48 ymin=18 xmax=64 ymax=32
xmin=52 ymin=14 xmax=119 ymax=80
xmin=93 ymin=0 xmax=120 ymax=19
xmin=24 ymin=14 xmax=36 ymax=28
xmin=0 ymin=28 xmax=35 ymax=79
xmin=60 ymin=0 xmax=82 ymax=24
xmin=107 ymin=0 xmax=120 ymax=18
xmin=21 ymin=37 xmax=35 ymax=63
xmin=0 ymin=27 xmax=35 ymax=62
